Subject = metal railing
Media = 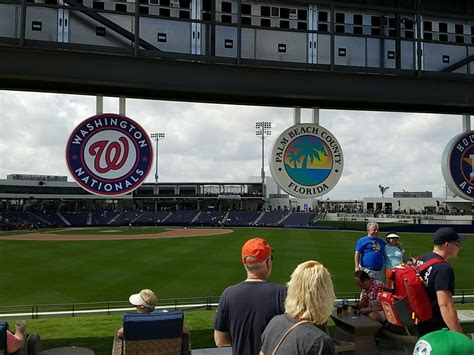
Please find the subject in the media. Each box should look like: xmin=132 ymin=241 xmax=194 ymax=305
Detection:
xmin=1 ymin=291 xmax=473 ymax=320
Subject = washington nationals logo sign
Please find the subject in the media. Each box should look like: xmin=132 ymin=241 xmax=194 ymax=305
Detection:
xmin=441 ymin=130 xmax=474 ymax=200
xmin=66 ymin=114 xmax=153 ymax=196
xmin=270 ymin=124 xmax=344 ymax=198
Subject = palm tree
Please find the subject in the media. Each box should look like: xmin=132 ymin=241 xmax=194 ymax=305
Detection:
xmin=287 ymin=150 xmax=303 ymax=169
xmin=379 ymin=185 xmax=389 ymax=198
xmin=291 ymin=136 xmax=328 ymax=170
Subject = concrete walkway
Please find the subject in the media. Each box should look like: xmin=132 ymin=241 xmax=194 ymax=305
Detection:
xmin=192 ymin=348 xmax=232 ymax=354
xmin=192 ymin=338 xmax=409 ymax=354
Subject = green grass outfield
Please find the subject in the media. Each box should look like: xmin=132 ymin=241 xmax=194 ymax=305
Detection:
xmin=6 ymin=308 xmax=474 ymax=355
xmin=0 ymin=227 xmax=472 ymax=306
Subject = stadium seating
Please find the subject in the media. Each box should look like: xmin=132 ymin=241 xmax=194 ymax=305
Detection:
xmin=162 ymin=210 xmax=199 ymax=226
xmin=191 ymin=211 xmax=226 ymax=227
xmin=1 ymin=210 xmax=322 ymax=230
xmin=280 ymin=212 xmax=318 ymax=227
xmin=133 ymin=211 xmax=171 ymax=226
xmin=61 ymin=212 xmax=88 ymax=227
xmin=109 ymin=211 xmax=144 ymax=226
xmin=38 ymin=212 xmax=68 ymax=227
xmin=256 ymin=210 xmax=290 ymax=227
xmin=90 ymin=211 xmax=120 ymax=226
xmin=0 ymin=212 xmax=41 ymax=230
xmin=224 ymin=211 xmax=261 ymax=226
xmin=112 ymin=311 xmax=191 ymax=355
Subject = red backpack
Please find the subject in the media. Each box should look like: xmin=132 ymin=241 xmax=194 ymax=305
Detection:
xmin=379 ymin=257 xmax=446 ymax=327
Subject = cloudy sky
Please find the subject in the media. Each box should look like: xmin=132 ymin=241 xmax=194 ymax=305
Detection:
xmin=0 ymin=90 xmax=465 ymax=199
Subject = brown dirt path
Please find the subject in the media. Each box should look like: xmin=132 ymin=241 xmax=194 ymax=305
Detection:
xmin=0 ymin=228 xmax=233 ymax=241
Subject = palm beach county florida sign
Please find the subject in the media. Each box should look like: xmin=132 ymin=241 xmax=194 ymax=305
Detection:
xmin=270 ymin=124 xmax=344 ymax=198
xmin=66 ymin=114 xmax=153 ymax=196
xmin=441 ymin=130 xmax=474 ymax=201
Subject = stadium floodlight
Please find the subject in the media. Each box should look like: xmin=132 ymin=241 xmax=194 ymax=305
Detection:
xmin=150 ymin=133 xmax=166 ymax=184
xmin=255 ymin=122 xmax=271 ymax=203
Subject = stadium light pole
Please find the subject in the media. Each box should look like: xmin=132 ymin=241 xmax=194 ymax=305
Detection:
xmin=150 ymin=133 xmax=166 ymax=183
xmin=255 ymin=122 xmax=271 ymax=207
xmin=151 ymin=133 xmax=165 ymax=212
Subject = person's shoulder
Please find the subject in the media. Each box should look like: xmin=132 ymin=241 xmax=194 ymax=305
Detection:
xmin=419 ymin=252 xmax=447 ymax=263
xmin=418 ymin=253 xmax=451 ymax=269
xmin=258 ymin=282 xmax=287 ymax=296
xmin=268 ymin=313 xmax=288 ymax=326
xmin=299 ymin=323 xmax=332 ymax=343
xmin=355 ymin=236 xmax=369 ymax=247
xmin=220 ymin=282 xmax=245 ymax=296
xmin=418 ymin=252 xmax=436 ymax=262
xmin=267 ymin=281 xmax=286 ymax=290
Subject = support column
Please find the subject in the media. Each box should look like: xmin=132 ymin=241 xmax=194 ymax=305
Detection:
xmin=96 ymin=95 xmax=103 ymax=114
xmin=312 ymin=107 xmax=320 ymax=125
xmin=462 ymin=114 xmax=471 ymax=132
xmin=119 ymin=97 xmax=126 ymax=115
xmin=293 ymin=107 xmax=301 ymax=125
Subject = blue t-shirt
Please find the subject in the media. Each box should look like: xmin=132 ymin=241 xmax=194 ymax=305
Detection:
xmin=355 ymin=236 xmax=386 ymax=271
xmin=384 ymin=245 xmax=405 ymax=269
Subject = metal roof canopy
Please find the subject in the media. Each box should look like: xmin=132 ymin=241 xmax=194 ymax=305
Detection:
xmin=1 ymin=46 xmax=473 ymax=114
xmin=1 ymin=0 xmax=474 ymax=114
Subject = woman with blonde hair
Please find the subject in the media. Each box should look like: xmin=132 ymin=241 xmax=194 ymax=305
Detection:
xmin=260 ymin=260 xmax=336 ymax=355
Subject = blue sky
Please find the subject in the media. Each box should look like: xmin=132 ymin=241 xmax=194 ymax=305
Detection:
xmin=0 ymin=90 xmax=465 ymax=199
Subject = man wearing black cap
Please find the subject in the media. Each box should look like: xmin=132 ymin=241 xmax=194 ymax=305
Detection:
xmin=415 ymin=227 xmax=469 ymax=336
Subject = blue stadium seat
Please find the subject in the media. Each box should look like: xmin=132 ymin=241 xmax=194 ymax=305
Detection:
xmin=112 ymin=311 xmax=191 ymax=355
xmin=123 ymin=311 xmax=183 ymax=341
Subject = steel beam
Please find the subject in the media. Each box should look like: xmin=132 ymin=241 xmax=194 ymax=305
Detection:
xmin=0 ymin=46 xmax=473 ymax=114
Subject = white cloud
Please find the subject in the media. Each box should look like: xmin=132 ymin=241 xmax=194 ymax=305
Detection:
xmin=0 ymin=90 xmax=468 ymax=199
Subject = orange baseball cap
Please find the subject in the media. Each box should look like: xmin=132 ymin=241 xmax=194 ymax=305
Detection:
xmin=242 ymin=238 xmax=272 ymax=265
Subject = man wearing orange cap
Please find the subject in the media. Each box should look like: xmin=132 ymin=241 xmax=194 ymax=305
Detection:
xmin=214 ymin=237 xmax=287 ymax=355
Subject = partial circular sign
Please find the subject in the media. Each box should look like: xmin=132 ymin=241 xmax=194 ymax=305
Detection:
xmin=66 ymin=113 xmax=153 ymax=196
xmin=269 ymin=124 xmax=344 ymax=198
xmin=441 ymin=130 xmax=474 ymax=201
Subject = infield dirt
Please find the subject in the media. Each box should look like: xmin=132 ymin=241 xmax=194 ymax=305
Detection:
xmin=0 ymin=228 xmax=233 ymax=241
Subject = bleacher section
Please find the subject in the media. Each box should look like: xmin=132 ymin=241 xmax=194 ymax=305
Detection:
xmin=281 ymin=212 xmax=318 ymax=227
xmin=0 ymin=210 xmax=321 ymax=230
xmin=109 ymin=211 xmax=144 ymax=226
xmin=61 ymin=212 xmax=89 ymax=227
xmin=224 ymin=211 xmax=261 ymax=226
xmin=256 ymin=211 xmax=290 ymax=227
xmin=134 ymin=211 xmax=171 ymax=226
xmin=192 ymin=211 xmax=226 ymax=226
xmin=163 ymin=210 xmax=199 ymax=226
xmin=90 ymin=211 xmax=120 ymax=226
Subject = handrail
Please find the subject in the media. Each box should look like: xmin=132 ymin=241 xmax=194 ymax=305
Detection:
xmin=62 ymin=0 xmax=158 ymax=51
xmin=442 ymin=54 xmax=474 ymax=73
xmin=0 ymin=291 xmax=472 ymax=319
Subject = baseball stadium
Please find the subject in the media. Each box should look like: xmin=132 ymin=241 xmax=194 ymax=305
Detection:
xmin=0 ymin=174 xmax=473 ymax=354
xmin=1 ymin=0 xmax=474 ymax=353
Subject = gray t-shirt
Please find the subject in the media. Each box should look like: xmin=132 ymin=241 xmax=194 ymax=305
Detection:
xmin=261 ymin=313 xmax=335 ymax=355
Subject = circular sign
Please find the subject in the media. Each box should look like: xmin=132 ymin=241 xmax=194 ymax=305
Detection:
xmin=269 ymin=124 xmax=344 ymax=198
xmin=441 ymin=130 xmax=474 ymax=201
xmin=66 ymin=113 xmax=153 ymax=196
